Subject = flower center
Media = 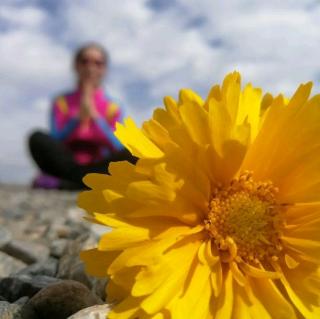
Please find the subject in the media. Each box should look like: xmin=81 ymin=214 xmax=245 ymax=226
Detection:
xmin=204 ymin=171 xmax=284 ymax=264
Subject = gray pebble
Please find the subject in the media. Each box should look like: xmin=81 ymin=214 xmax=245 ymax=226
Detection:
xmin=28 ymin=280 xmax=102 ymax=319
xmin=13 ymin=296 xmax=29 ymax=305
xmin=67 ymin=304 xmax=110 ymax=319
xmin=50 ymin=239 xmax=68 ymax=258
xmin=0 ymin=275 xmax=60 ymax=302
xmin=16 ymin=257 xmax=58 ymax=277
xmin=0 ymin=225 xmax=11 ymax=249
xmin=0 ymin=251 xmax=26 ymax=277
xmin=0 ymin=300 xmax=21 ymax=319
xmin=3 ymin=240 xmax=50 ymax=264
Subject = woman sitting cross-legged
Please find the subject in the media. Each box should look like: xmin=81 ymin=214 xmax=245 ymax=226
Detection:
xmin=29 ymin=42 xmax=136 ymax=190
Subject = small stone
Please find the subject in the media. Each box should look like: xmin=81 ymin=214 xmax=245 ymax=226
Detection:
xmin=3 ymin=240 xmax=50 ymax=264
xmin=46 ymin=217 xmax=68 ymax=240
xmin=95 ymin=277 xmax=108 ymax=300
xmin=57 ymin=235 xmax=106 ymax=299
xmin=13 ymin=296 xmax=29 ymax=306
xmin=0 ymin=252 xmax=26 ymax=277
xmin=67 ymin=207 xmax=86 ymax=225
xmin=67 ymin=304 xmax=110 ymax=319
xmin=4 ymin=219 xmax=31 ymax=242
xmin=56 ymin=225 xmax=72 ymax=238
xmin=50 ymin=239 xmax=68 ymax=258
xmin=0 ymin=275 xmax=60 ymax=302
xmin=16 ymin=257 xmax=58 ymax=277
xmin=0 ymin=225 xmax=11 ymax=249
xmin=68 ymin=224 xmax=89 ymax=239
xmin=58 ymin=256 xmax=91 ymax=287
xmin=25 ymin=224 xmax=48 ymax=240
xmin=21 ymin=303 xmax=39 ymax=319
xmin=0 ymin=301 xmax=21 ymax=319
xmin=28 ymin=280 xmax=103 ymax=319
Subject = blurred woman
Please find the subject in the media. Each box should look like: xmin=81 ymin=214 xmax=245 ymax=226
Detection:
xmin=29 ymin=43 xmax=136 ymax=189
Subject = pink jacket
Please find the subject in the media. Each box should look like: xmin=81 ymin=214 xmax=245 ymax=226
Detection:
xmin=50 ymin=88 xmax=123 ymax=165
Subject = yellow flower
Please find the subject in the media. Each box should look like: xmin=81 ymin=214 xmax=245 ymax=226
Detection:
xmin=79 ymin=72 xmax=320 ymax=319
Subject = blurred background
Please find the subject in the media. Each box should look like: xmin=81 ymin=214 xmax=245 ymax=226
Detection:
xmin=1 ymin=0 xmax=320 ymax=185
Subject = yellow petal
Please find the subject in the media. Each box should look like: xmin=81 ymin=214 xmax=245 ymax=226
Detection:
xmin=126 ymin=163 xmax=183 ymax=204
xmin=272 ymin=261 xmax=320 ymax=318
xmin=108 ymin=233 xmax=202 ymax=275
xmin=212 ymin=270 xmax=234 ymax=319
xmin=230 ymin=261 xmax=247 ymax=287
xmin=128 ymin=201 xmax=201 ymax=225
xmin=169 ymin=261 xmax=212 ymax=319
xmin=284 ymin=217 xmax=320 ymax=243
xmin=204 ymin=240 xmax=220 ymax=266
xmin=240 ymin=95 xmax=286 ymax=178
xmin=208 ymin=98 xmax=249 ymax=183
xmin=127 ymin=180 xmax=176 ymax=202
xmin=115 ymin=118 xmax=164 ymax=159
xmin=284 ymin=254 xmax=300 ymax=269
xmin=81 ymin=162 xmax=146 ymax=203
xmin=204 ymin=84 xmax=221 ymax=110
xmin=221 ymin=71 xmax=241 ymax=124
xmin=98 ymin=227 xmax=149 ymax=251
xmin=285 ymin=203 xmax=320 ymax=225
xmin=158 ymin=96 xmax=180 ymax=128
xmin=80 ymin=248 xmax=119 ymax=277
xmin=247 ymin=277 xmax=297 ymax=319
xmin=260 ymin=92 xmax=274 ymax=114
xmin=111 ymin=266 xmax=140 ymax=290
xmin=142 ymin=118 xmax=173 ymax=151
xmin=108 ymin=295 xmax=141 ymax=319
xmin=210 ymin=261 xmax=223 ymax=297
xmin=240 ymin=262 xmax=280 ymax=279
xmin=237 ymin=84 xmax=262 ymax=140
xmin=178 ymin=88 xmax=204 ymax=109
xmin=164 ymin=145 xmax=210 ymax=211
xmin=278 ymin=144 xmax=320 ymax=203
xmin=131 ymin=263 xmax=169 ymax=297
xmin=232 ymin=279 xmax=296 ymax=319
xmin=282 ymin=236 xmax=320 ymax=264
xmin=82 ymin=172 xmax=109 ymax=189
xmin=106 ymin=160 xmax=147 ymax=195
xmin=77 ymin=190 xmax=109 ymax=215
xmin=140 ymin=239 xmax=201 ymax=314
xmin=107 ymin=280 xmax=128 ymax=303
xmin=163 ymin=95 xmax=179 ymax=116
xmin=241 ymin=85 xmax=320 ymax=204
xmin=287 ymin=82 xmax=313 ymax=110
xmin=179 ymin=94 xmax=209 ymax=146
xmin=108 ymin=242 xmax=165 ymax=274
xmin=232 ymin=285 xmax=253 ymax=319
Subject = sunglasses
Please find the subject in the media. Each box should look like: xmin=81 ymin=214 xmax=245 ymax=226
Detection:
xmin=79 ymin=57 xmax=106 ymax=67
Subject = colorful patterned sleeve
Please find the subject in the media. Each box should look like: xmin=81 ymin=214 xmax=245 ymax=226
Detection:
xmin=106 ymin=101 xmax=124 ymax=124
xmin=50 ymin=96 xmax=79 ymax=140
xmin=94 ymin=100 xmax=124 ymax=150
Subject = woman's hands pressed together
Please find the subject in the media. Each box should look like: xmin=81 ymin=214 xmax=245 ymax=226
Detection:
xmin=79 ymin=80 xmax=99 ymax=122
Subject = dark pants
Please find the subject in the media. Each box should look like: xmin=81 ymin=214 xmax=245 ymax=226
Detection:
xmin=28 ymin=131 xmax=137 ymax=189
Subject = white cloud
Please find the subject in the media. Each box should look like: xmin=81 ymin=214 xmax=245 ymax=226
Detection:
xmin=0 ymin=5 xmax=46 ymax=29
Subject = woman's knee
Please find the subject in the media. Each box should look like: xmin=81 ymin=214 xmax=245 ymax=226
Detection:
xmin=28 ymin=131 xmax=49 ymax=150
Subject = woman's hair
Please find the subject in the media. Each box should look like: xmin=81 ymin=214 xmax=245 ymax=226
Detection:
xmin=74 ymin=42 xmax=109 ymax=66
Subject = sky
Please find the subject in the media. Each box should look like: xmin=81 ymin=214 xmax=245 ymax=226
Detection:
xmin=1 ymin=0 xmax=320 ymax=184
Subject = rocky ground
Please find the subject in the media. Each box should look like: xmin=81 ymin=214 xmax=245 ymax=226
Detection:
xmin=0 ymin=184 xmax=110 ymax=319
